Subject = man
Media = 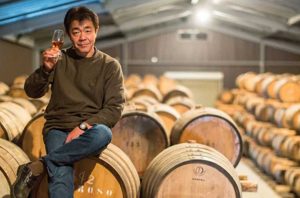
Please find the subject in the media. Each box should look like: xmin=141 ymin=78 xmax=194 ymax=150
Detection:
xmin=11 ymin=6 xmax=125 ymax=198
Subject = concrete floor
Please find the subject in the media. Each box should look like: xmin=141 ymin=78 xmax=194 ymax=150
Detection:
xmin=236 ymin=158 xmax=282 ymax=198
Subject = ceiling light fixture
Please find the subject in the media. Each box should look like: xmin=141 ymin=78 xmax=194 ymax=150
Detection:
xmin=195 ymin=9 xmax=211 ymax=24
xmin=213 ymin=0 xmax=222 ymax=4
xmin=191 ymin=0 xmax=199 ymax=5
xmin=151 ymin=57 xmax=158 ymax=63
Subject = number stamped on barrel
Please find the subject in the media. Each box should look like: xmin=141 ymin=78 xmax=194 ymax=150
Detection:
xmin=126 ymin=140 xmax=140 ymax=147
xmin=76 ymin=171 xmax=114 ymax=196
xmin=192 ymin=166 xmax=206 ymax=181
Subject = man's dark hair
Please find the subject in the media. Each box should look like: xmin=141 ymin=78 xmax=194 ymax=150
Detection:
xmin=64 ymin=6 xmax=99 ymax=35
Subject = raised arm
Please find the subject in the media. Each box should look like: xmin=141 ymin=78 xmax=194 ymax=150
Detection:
xmin=25 ymin=47 xmax=60 ymax=98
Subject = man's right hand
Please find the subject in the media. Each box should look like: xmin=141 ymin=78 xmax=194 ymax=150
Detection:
xmin=65 ymin=123 xmax=92 ymax=143
xmin=42 ymin=47 xmax=60 ymax=72
xmin=65 ymin=127 xmax=85 ymax=144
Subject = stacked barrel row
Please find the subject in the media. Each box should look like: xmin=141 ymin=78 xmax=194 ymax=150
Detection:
xmin=215 ymin=72 xmax=300 ymax=197
xmin=236 ymin=72 xmax=300 ymax=103
xmin=123 ymin=74 xmax=243 ymax=162
xmin=124 ymin=74 xmax=245 ymax=197
xmin=0 ymin=73 xmax=244 ymax=197
xmin=0 ymin=76 xmax=51 ymax=198
xmin=0 ymin=75 xmax=49 ymax=143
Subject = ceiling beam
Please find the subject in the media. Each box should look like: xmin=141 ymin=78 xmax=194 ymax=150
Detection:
xmin=2 ymin=35 xmax=35 ymax=48
xmin=212 ymin=7 xmax=300 ymax=36
xmin=222 ymin=0 xmax=297 ymax=19
xmin=97 ymin=17 xmax=300 ymax=55
xmin=288 ymin=14 xmax=300 ymax=26
xmin=110 ymin=0 xmax=186 ymax=23
xmin=119 ymin=10 xmax=191 ymax=32
xmin=203 ymin=21 xmax=300 ymax=54
xmin=96 ymin=18 xmax=261 ymax=49
xmin=0 ymin=1 xmax=105 ymax=37
xmin=252 ymin=0 xmax=300 ymax=11
xmin=212 ymin=11 xmax=271 ymax=33
xmin=96 ymin=20 xmax=190 ymax=49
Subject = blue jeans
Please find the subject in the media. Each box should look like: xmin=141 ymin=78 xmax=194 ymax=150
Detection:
xmin=42 ymin=124 xmax=112 ymax=198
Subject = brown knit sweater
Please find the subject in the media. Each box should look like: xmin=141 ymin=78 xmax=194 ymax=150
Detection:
xmin=24 ymin=48 xmax=125 ymax=133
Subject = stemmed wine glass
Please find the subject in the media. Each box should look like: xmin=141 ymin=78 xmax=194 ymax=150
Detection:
xmin=51 ymin=29 xmax=64 ymax=60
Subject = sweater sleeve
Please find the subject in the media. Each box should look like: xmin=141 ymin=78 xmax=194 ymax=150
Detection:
xmin=86 ymin=60 xmax=126 ymax=128
xmin=24 ymin=66 xmax=53 ymax=98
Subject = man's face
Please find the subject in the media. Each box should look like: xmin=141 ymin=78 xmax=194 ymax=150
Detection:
xmin=69 ymin=19 xmax=98 ymax=57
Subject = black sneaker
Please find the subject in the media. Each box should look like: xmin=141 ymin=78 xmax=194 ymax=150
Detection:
xmin=11 ymin=163 xmax=40 ymax=198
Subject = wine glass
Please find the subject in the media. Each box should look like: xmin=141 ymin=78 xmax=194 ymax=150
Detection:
xmin=51 ymin=29 xmax=64 ymax=60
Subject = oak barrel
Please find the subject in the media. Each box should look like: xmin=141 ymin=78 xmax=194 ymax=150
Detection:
xmin=0 ymin=138 xmax=30 ymax=197
xmin=32 ymin=144 xmax=140 ymax=198
xmin=130 ymin=95 xmax=159 ymax=111
xmin=235 ymin=72 xmax=256 ymax=91
xmin=19 ymin=113 xmax=46 ymax=160
xmin=12 ymin=98 xmax=37 ymax=116
xmin=284 ymin=168 xmax=300 ymax=196
xmin=254 ymin=100 xmax=278 ymax=123
xmin=284 ymin=104 xmax=300 ymax=131
xmin=142 ymin=74 xmax=158 ymax=87
xmin=148 ymin=103 xmax=180 ymax=137
xmin=215 ymin=102 xmax=244 ymax=117
xmin=19 ymin=114 xmax=141 ymax=197
xmin=273 ymin=78 xmax=300 ymax=103
xmin=273 ymin=103 xmax=290 ymax=128
xmin=165 ymin=96 xmax=195 ymax=115
xmin=112 ymin=109 xmax=169 ymax=177
xmin=142 ymin=143 xmax=242 ymax=198
xmin=0 ymin=81 xmax=9 ymax=95
xmin=258 ymin=75 xmax=277 ymax=98
xmin=170 ymin=107 xmax=243 ymax=166
xmin=0 ymin=95 xmax=12 ymax=102
xmin=131 ymin=85 xmax=162 ymax=102
xmin=157 ymin=76 xmax=176 ymax=96
xmin=162 ymin=85 xmax=193 ymax=103
xmin=254 ymin=73 xmax=272 ymax=95
xmin=8 ymin=75 xmax=28 ymax=98
xmin=125 ymin=74 xmax=142 ymax=89
xmin=217 ymin=90 xmax=235 ymax=104
xmin=0 ymin=102 xmax=32 ymax=142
